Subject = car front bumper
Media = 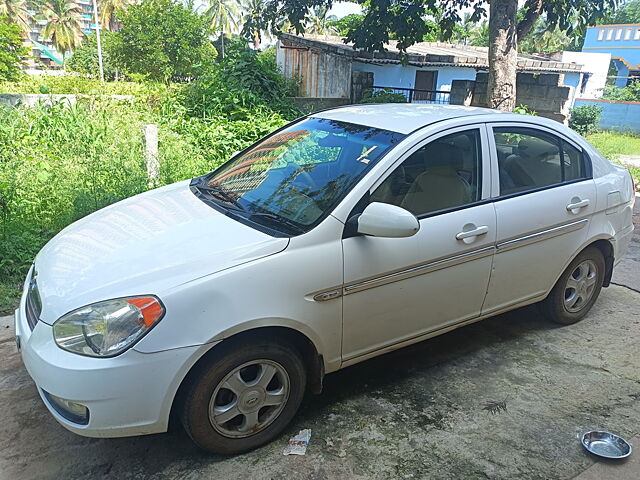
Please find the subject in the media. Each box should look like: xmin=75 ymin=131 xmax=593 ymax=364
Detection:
xmin=14 ymin=289 xmax=206 ymax=438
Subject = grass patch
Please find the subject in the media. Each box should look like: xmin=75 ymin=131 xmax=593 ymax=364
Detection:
xmin=0 ymin=76 xmax=170 ymax=97
xmin=586 ymin=131 xmax=640 ymax=188
xmin=586 ymin=131 xmax=640 ymax=158
xmin=0 ymin=282 xmax=21 ymax=316
xmin=0 ymin=73 xmax=293 ymax=314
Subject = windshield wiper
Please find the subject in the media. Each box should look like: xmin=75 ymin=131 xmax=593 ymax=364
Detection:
xmin=197 ymin=183 xmax=246 ymax=211
xmin=248 ymin=212 xmax=306 ymax=234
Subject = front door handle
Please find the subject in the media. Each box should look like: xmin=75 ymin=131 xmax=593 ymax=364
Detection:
xmin=456 ymin=225 xmax=489 ymax=240
xmin=566 ymin=199 xmax=590 ymax=212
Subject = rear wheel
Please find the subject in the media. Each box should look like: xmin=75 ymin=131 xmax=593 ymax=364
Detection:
xmin=181 ymin=341 xmax=306 ymax=454
xmin=541 ymin=247 xmax=605 ymax=325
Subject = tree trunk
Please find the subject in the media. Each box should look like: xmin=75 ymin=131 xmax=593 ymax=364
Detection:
xmin=221 ymin=29 xmax=225 ymax=58
xmin=488 ymin=0 xmax=518 ymax=111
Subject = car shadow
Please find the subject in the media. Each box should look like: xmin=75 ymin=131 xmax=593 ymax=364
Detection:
xmin=299 ymin=302 xmax=557 ymax=415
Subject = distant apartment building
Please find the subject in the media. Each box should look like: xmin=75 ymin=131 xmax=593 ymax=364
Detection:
xmin=25 ymin=0 xmax=97 ymax=69
xmin=582 ymin=24 xmax=640 ymax=87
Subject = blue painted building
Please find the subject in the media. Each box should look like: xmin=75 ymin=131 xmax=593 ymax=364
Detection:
xmin=351 ymin=62 xmax=478 ymax=93
xmin=574 ymin=98 xmax=640 ymax=133
xmin=582 ymin=24 xmax=640 ymax=87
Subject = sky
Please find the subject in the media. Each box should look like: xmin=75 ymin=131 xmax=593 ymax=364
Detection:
xmin=328 ymin=2 xmax=363 ymax=18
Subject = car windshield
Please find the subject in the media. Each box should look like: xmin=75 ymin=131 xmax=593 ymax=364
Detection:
xmin=192 ymin=117 xmax=405 ymax=235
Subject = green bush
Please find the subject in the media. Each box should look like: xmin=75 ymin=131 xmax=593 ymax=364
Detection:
xmin=110 ymin=0 xmax=216 ymax=83
xmin=67 ymin=32 xmax=120 ymax=81
xmin=183 ymin=40 xmax=299 ymax=119
xmin=0 ymin=100 xmax=151 ymax=280
xmin=0 ymin=43 xmax=303 ymax=311
xmin=360 ymin=88 xmax=407 ymax=103
xmin=569 ymin=104 xmax=602 ymax=136
xmin=513 ymin=104 xmax=537 ymax=115
xmin=602 ymin=82 xmax=640 ymax=102
xmin=0 ymin=74 xmax=296 ymax=312
xmin=0 ymin=17 xmax=28 ymax=82
xmin=0 ymin=75 xmax=169 ymax=96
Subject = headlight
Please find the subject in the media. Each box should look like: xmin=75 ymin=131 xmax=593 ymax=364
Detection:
xmin=53 ymin=296 xmax=165 ymax=357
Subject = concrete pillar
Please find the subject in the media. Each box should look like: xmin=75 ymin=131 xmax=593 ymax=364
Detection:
xmin=143 ymin=124 xmax=159 ymax=186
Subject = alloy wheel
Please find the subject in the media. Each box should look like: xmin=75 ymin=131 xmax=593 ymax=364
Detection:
xmin=563 ymin=260 xmax=598 ymax=313
xmin=208 ymin=360 xmax=290 ymax=438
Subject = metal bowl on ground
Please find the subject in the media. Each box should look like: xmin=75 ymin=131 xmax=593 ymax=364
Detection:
xmin=581 ymin=431 xmax=633 ymax=459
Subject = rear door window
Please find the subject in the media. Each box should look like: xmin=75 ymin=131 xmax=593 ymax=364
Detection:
xmin=493 ymin=127 xmax=588 ymax=196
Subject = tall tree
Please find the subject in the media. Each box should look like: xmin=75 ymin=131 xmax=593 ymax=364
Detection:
xmin=0 ymin=0 xmax=30 ymax=32
xmin=601 ymin=0 xmax=640 ymax=24
xmin=41 ymin=0 xmax=83 ymax=67
xmin=111 ymin=0 xmax=215 ymax=83
xmin=487 ymin=1 xmax=517 ymax=110
xmin=327 ymin=13 xmax=364 ymax=36
xmin=241 ymin=0 xmax=268 ymax=49
xmin=205 ymin=0 xmax=239 ymax=57
xmin=245 ymin=0 xmax=617 ymax=111
xmin=99 ymin=0 xmax=133 ymax=31
xmin=518 ymin=16 xmax=571 ymax=54
xmin=0 ymin=16 xmax=28 ymax=80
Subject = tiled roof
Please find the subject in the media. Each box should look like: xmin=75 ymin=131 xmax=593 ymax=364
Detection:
xmin=279 ymin=33 xmax=584 ymax=73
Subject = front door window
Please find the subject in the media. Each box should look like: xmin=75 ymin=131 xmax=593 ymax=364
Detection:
xmin=371 ymin=129 xmax=483 ymax=216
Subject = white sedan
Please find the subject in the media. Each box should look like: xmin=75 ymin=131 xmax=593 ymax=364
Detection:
xmin=15 ymin=104 xmax=635 ymax=454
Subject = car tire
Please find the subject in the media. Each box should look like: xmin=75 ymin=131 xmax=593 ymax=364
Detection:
xmin=541 ymin=247 xmax=605 ymax=325
xmin=180 ymin=340 xmax=307 ymax=455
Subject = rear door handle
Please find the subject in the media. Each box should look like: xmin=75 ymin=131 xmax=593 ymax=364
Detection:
xmin=566 ymin=199 xmax=590 ymax=212
xmin=456 ymin=225 xmax=489 ymax=240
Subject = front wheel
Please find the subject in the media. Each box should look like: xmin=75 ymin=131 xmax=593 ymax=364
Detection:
xmin=541 ymin=247 xmax=605 ymax=325
xmin=180 ymin=341 xmax=307 ymax=454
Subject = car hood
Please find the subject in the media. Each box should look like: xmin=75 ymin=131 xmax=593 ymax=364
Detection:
xmin=34 ymin=180 xmax=288 ymax=324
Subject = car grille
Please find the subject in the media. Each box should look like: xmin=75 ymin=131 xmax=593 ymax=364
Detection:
xmin=25 ymin=269 xmax=42 ymax=331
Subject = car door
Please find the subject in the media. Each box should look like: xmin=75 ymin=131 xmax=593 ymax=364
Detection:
xmin=482 ymin=123 xmax=597 ymax=315
xmin=341 ymin=125 xmax=497 ymax=362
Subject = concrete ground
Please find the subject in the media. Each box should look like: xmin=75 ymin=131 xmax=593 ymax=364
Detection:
xmin=1 ymin=200 xmax=638 ymax=480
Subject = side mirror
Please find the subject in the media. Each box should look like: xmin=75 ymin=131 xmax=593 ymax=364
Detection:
xmin=357 ymin=202 xmax=420 ymax=238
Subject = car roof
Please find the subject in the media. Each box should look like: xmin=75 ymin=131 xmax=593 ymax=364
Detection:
xmin=311 ymin=104 xmax=504 ymax=134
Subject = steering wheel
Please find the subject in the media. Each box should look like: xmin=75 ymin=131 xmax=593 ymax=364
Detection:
xmin=286 ymin=162 xmax=317 ymax=190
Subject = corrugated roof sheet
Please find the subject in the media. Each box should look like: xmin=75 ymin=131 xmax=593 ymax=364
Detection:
xmin=279 ymin=34 xmax=584 ymax=73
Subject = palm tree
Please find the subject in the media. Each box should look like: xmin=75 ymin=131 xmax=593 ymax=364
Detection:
xmin=0 ymin=0 xmax=31 ymax=32
xmin=205 ymin=0 xmax=239 ymax=57
xmin=98 ymin=0 xmax=132 ymax=31
xmin=519 ymin=17 xmax=571 ymax=54
xmin=41 ymin=0 xmax=83 ymax=67
xmin=306 ymin=6 xmax=337 ymax=36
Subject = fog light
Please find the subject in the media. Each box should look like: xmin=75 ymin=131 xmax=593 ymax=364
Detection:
xmin=42 ymin=390 xmax=89 ymax=425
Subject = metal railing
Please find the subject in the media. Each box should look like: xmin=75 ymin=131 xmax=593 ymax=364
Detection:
xmin=371 ymin=86 xmax=451 ymax=104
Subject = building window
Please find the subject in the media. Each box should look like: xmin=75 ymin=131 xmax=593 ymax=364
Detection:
xmin=597 ymin=29 xmax=604 ymax=40
xmin=580 ymin=73 xmax=591 ymax=94
xmin=636 ymin=28 xmax=640 ymax=40
xmin=606 ymin=29 xmax=614 ymax=40
xmin=625 ymin=28 xmax=632 ymax=40
xmin=615 ymin=29 xmax=622 ymax=40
